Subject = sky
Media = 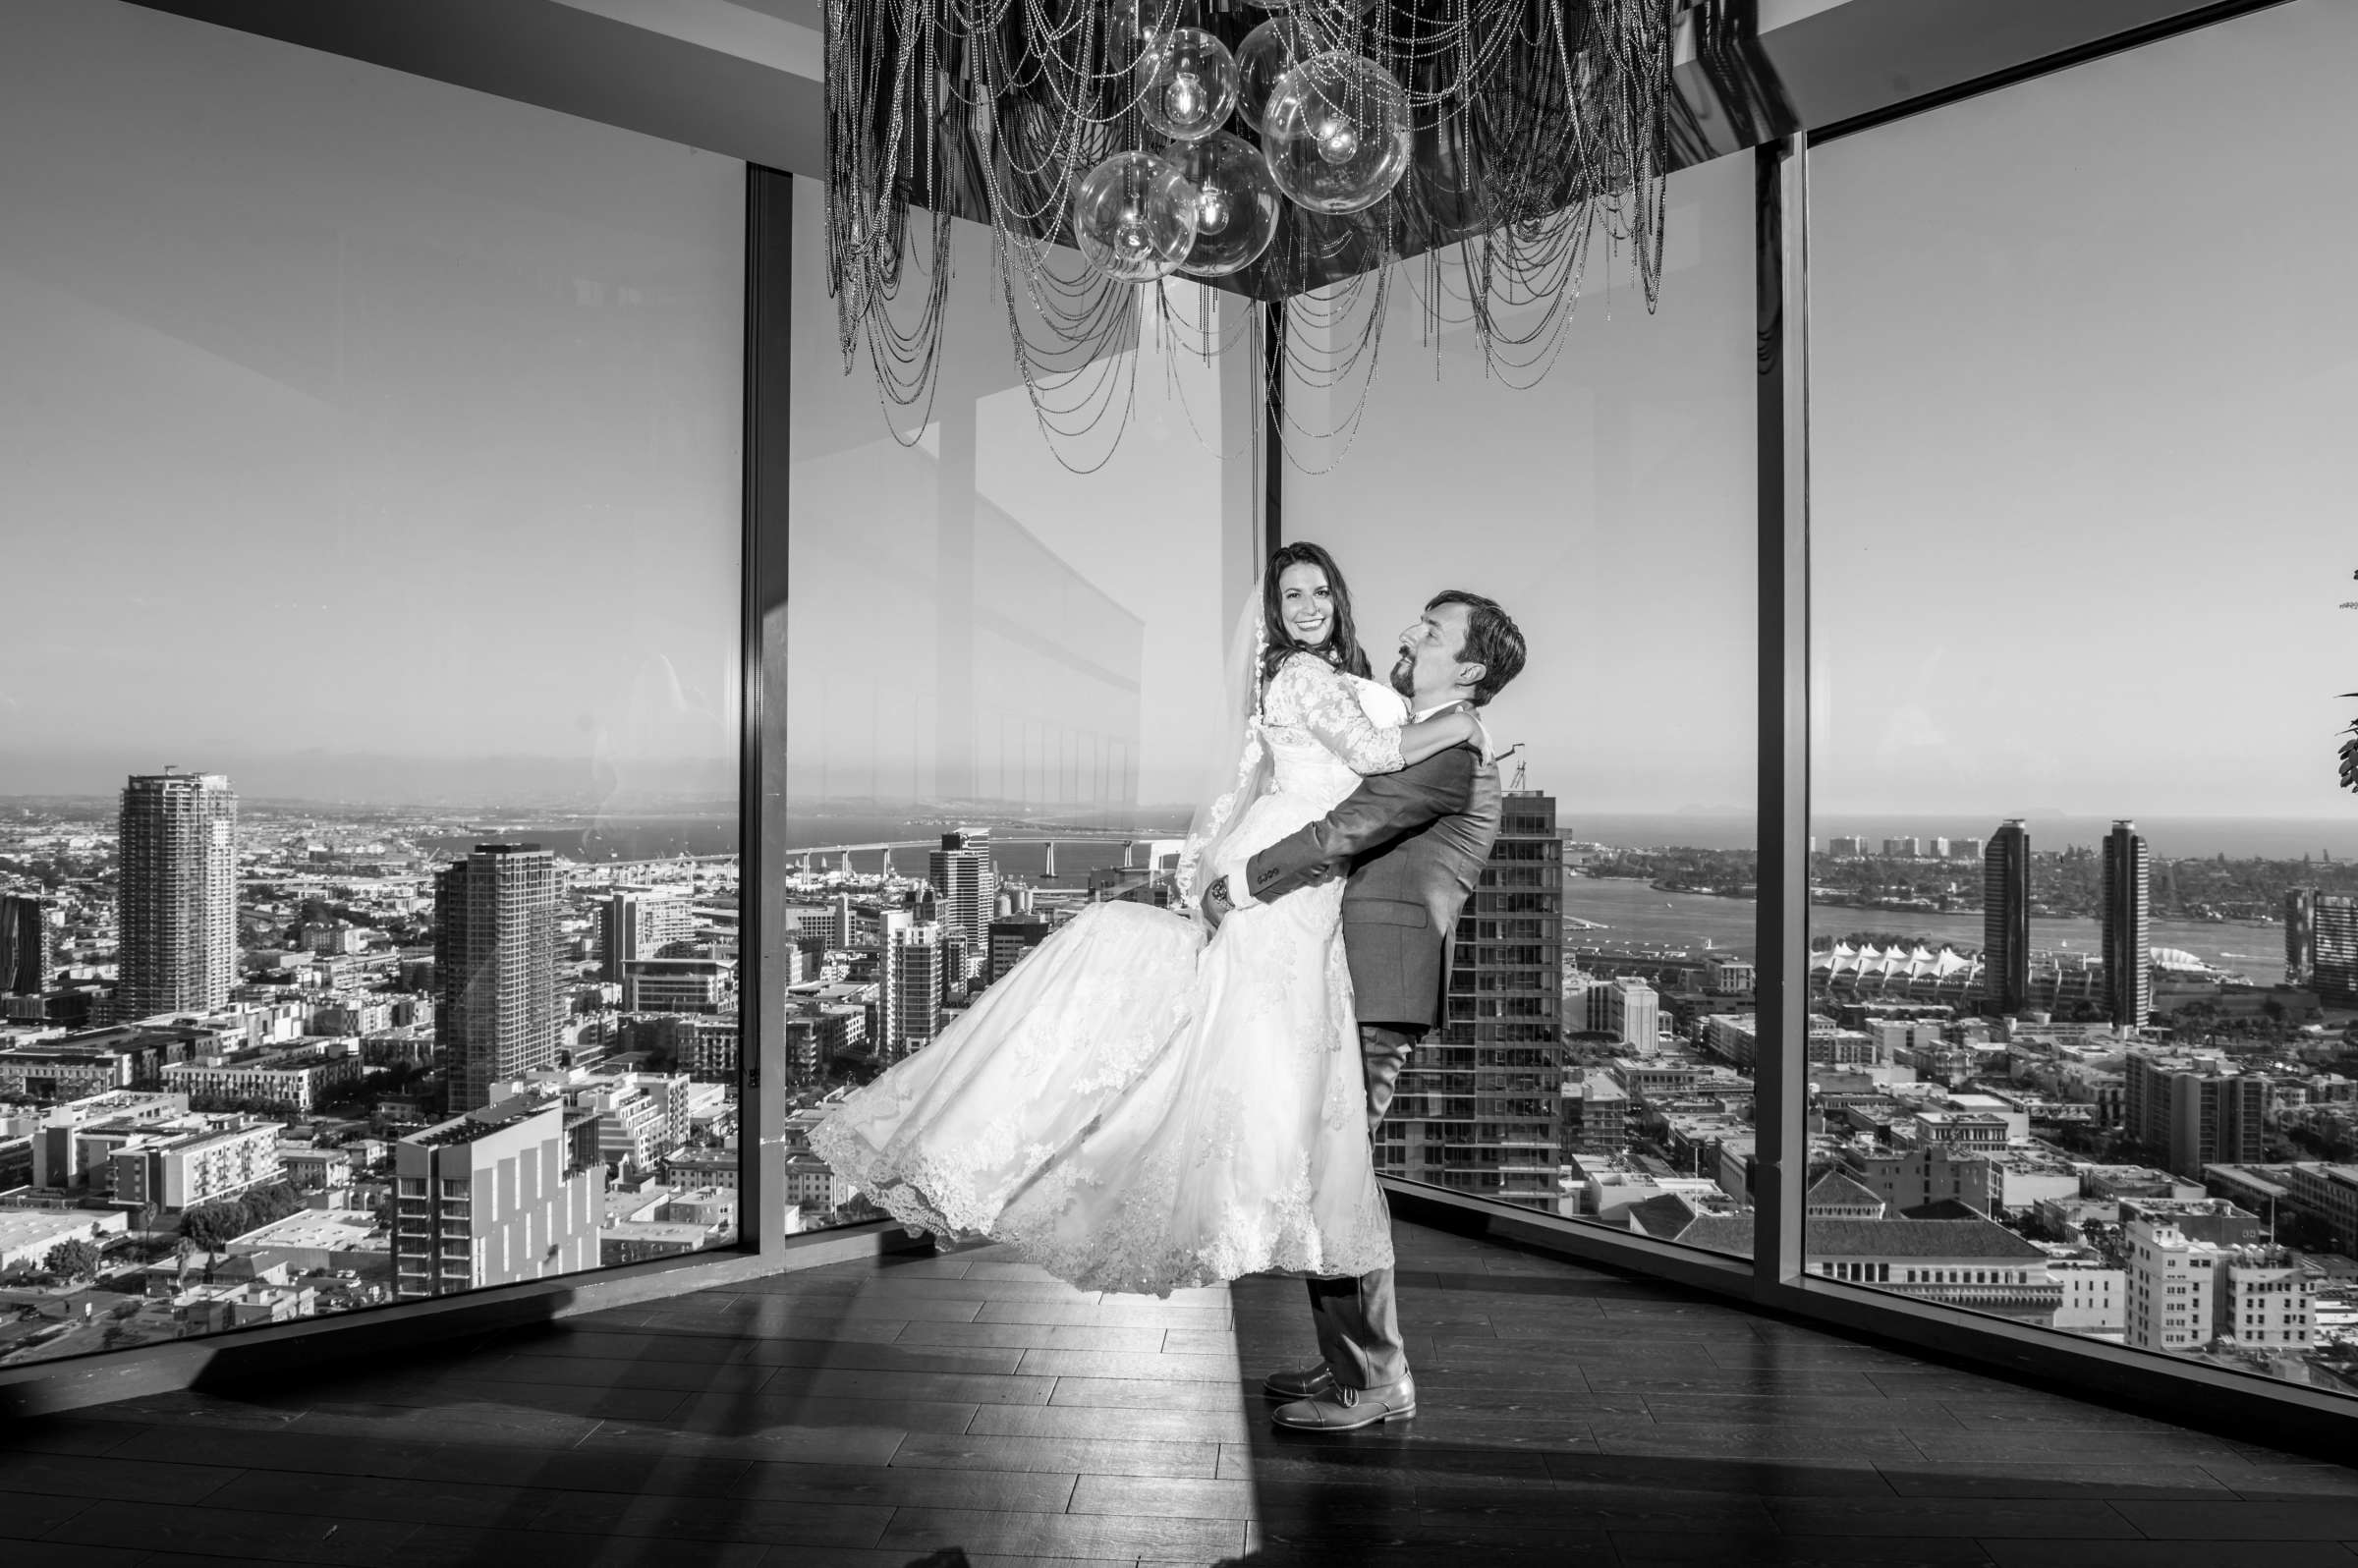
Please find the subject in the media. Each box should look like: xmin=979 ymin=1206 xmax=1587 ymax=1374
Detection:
xmin=1806 ymin=0 xmax=2358 ymax=819
xmin=0 ymin=0 xmax=744 ymax=806
xmin=6 ymin=0 xmax=2353 ymax=829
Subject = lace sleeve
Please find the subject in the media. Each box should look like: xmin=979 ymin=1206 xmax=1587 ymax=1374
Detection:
xmin=1266 ymin=653 xmax=1405 ymax=776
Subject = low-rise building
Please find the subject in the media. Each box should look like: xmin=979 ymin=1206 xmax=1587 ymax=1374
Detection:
xmin=110 ymin=1119 xmax=283 ymax=1212
xmin=161 ymin=1041 xmax=363 ymax=1113
xmin=0 ymin=1205 xmax=128 ymax=1271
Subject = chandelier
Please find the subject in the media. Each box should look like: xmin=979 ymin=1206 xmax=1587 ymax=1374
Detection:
xmin=825 ymin=0 xmax=1680 ymax=467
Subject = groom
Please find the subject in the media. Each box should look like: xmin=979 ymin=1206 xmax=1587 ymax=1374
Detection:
xmin=1201 ymin=588 xmax=1526 ymax=1430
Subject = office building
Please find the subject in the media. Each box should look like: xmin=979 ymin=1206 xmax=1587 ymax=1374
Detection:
xmin=620 ymin=956 xmax=737 ymax=1013
xmin=1378 ymin=790 xmax=1564 ymax=1210
xmin=392 ymin=1097 xmax=598 ymax=1300
xmin=435 ymin=844 xmax=560 ymax=1112
xmin=2289 ymin=890 xmax=2358 ymax=1007
xmin=1577 ymin=977 xmax=1659 ymax=1049
xmin=599 ymin=889 xmax=692 ymax=981
xmin=2126 ymin=1050 xmax=2268 ymax=1180
xmin=2123 ymin=1217 xmax=2311 ymax=1354
xmin=117 ymin=770 xmax=239 ymax=1019
xmin=926 ymin=830 xmax=997 ymax=980
xmin=2102 ymin=820 xmax=2151 ymax=1029
xmin=1952 ymin=836 xmax=1984 ymax=863
xmin=1 ymin=893 xmax=53 ymax=995
xmin=1981 ymin=819 xmax=2029 ymax=1015
xmin=1882 ymin=836 xmax=1921 ymax=859
xmin=1827 ymin=836 xmax=1866 ymax=857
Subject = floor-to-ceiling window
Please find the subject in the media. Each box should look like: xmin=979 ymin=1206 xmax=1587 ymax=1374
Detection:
xmin=1808 ymin=0 xmax=2358 ymax=1396
xmin=783 ymin=181 xmax=1245 ymax=1232
xmin=0 ymin=0 xmax=746 ymax=1365
xmin=1286 ymin=149 xmax=1760 ymax=1258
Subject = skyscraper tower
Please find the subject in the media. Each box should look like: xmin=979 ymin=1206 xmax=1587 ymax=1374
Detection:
xmin=2103 ymin=819 xmax=2152 ymax=1030
xmin=927 ymin=830 xmax=997 ymax=981
xmin=1981 ymin=819 xmax=2030 ymax=1015
xmin=436 ymin=844 xmax=561 ymax=1112
xmin=2286 ymin=888 xmax=2317 ymax=986
xmin=117 ymin=770 xmax=239 ymax=1019
xmin=1 ymin=892 xmax=54 ymax=996
xmin=892 ymin=920 xmax=943 ymax=1059
xmin=1378 ymin=789 xmax=1565 ymax=1209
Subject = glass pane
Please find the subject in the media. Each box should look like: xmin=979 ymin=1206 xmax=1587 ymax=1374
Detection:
xmin=786 ymin=182 xmax=1239 ymax=1234
xmin=1810 ymin=0 xmax=2358 ymax=1390
xmin=1285 ymin=150 xmax=1759 ymax=1257
xmin=0 ymin=0 xmax=744 ymax=1365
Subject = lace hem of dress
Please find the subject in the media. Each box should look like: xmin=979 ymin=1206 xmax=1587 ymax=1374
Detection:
xmin=808 ymin=1122 xmax=1395 ymax=1298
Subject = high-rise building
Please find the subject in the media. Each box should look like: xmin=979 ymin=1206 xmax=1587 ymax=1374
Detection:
xmin=435 ymin=844 xmax=561 ymax=1112
xmin=1827 ymin=836 xmax=1867 ymax=858
xmin=1379 ymin=790 xmax=1564 ymax=1210
xmin=2103 ymin=820 xmax=2152 ymax=1029
xmin=392 ymin=1096 xmax=598 ymax=1300
xmin=891 ymin=920 xmax=943 ymax=1059
xmin=2286 ymin=888 xmax=2315 ymax=985
xmin=1 ymin=893 xmax=53 ymax=995
xmin=926 ymin=831 xmax=997 ymax=980
xmin=1953 ymin=836 xmax=1985 ymax=863
xmin=2302 ymin=891 xmax=2358 ymax=1007
xmin=1882 ymin=837 xmax=1921 ymax=859
xmin=1981 ymin=820 xmax=2030 ymax=1015
xmin=117 ymin=770 xmax=239 ymax=1019
xmin=598 ymin=889 xmax=692 ymax=981
xmin=1928 ymin=836 xmax=1951 ymax=860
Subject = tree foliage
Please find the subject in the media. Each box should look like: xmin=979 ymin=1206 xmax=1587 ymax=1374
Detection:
xmin=42 ymin=1238 xmax=102 ymax=1281
xmin=178 ymin=1182 xmax=305 ymax=1250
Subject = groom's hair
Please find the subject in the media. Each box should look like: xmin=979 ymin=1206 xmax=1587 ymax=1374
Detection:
xmin=1427 ymin=590 xmax=1526 ymax=707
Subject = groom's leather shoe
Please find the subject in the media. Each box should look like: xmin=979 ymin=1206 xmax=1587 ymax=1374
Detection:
xmin=1271 ymin=1373 xmax=1416 ymax=1431
xmin=1261 ymin=1362 xmax=1335 ymax=1400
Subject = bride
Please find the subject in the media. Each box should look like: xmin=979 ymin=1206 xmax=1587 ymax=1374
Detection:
xmin=810 ymin=542 xmax=1479 ymax=1296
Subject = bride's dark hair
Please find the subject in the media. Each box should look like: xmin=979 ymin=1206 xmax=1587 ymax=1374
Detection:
xmin=1260 ymin=541 xmax=1373 ymax=689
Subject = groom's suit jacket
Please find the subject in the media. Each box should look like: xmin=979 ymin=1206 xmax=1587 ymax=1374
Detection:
xmin=1240 ymin=728 xmax=1502 ymax=1030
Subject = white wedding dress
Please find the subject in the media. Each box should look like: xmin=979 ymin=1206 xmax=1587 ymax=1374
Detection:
xmin=810 ymin=652 xmax=1408 ymax=1297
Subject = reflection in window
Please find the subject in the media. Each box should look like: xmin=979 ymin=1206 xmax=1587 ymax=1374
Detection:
xmin=1286 ymin=150 xmax=1757 ymax=1251
xmin=786 ymin=180 xmax=1238 ymax=1234
xmin=1810 ymin=0 xmax=2358 ymax=1391
xmin=0 ymin=0 xmax=744 ymax=1363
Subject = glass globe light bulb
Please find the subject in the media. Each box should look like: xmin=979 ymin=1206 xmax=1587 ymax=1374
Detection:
xmin=1163 ymin=130 xmax=1283 ymax=278
xmin=1316 ymin=120 xmax=1360 ymax=164
xmin=1235 ymin=16 xmax=1331 ymax=136
xmin=1137 ymin=28 xmax=1239 ymax=142
xmin=1071 ymin=150 xmax=1198 ymax=282
xmin=1261 ymin=53 xmax=1412 ymax=216
xmin=1166 ymin=73 xmax=1205 ymax=126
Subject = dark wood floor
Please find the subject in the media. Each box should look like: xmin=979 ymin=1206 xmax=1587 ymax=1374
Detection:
xmin=4 ymin=1219 xmax=2358 ymax=1566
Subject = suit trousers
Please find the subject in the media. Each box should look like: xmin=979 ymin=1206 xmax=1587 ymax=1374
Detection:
xmin=1304 ymin=1021 xmax=1418 ymax=1390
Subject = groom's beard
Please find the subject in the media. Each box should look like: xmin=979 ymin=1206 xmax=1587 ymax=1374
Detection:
xmin=1389 ymin=651 xmax=1415 ymax=700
